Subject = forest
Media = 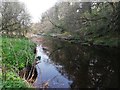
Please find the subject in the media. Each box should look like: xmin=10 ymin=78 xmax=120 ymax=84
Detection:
xmin=0 ymin=0 xmax=119 ymax=89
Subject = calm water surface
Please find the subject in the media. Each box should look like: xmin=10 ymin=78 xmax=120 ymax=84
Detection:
xmin=32 ymin=36 xmax=119 ymax=88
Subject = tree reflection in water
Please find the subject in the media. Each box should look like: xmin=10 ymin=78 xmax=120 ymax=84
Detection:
xmin=41 ymin=37 xmax=119 ymax=88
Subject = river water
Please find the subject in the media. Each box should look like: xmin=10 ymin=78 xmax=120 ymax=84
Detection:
xmin=32 ymin=36 xmax=119 ymax=88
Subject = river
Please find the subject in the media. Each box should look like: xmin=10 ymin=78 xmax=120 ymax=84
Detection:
xmin=31 ymin=36 xmax=119 ymax=88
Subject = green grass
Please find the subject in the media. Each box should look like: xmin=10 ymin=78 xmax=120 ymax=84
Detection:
xmin=1 ymin=36 xmax=36 ymax=88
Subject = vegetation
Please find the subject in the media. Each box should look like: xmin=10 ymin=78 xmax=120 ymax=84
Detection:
xmin=32 ymin=2 xmax=120 ymax=47
xmin=0 ymin=0 xmax=36 ymax=88
xmin=1 ymin=36 xmax=35 ymax=88
xmin=0 ymin=0 xmax=31 ymax=37
xmin=0 ymin=0 xmax=119 ymax=89
xmin=2 ymin=71 xmax=31 ymax=89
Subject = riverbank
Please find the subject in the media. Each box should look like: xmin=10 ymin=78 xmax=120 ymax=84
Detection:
xmin=41 ymin=33 xmax=119 ymax=48
xmin=1 ymin=36 xmax=36 ymax=88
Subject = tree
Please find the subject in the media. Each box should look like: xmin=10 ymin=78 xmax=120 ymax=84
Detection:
xmin=1 ymin=0 xmax=31 ymax=37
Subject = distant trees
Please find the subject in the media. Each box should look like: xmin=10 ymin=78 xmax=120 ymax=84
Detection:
xmin=0 ymin=1 xmax=31 ymax=37
xmin=30 ymin=1 xmax=119 ymax=46
xmin=40 ymin=2 xmax=83 ymax=34
xmin=39 ymin=2 xmax=94 ymax=35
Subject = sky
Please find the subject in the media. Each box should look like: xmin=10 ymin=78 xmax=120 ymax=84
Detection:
xmin=20 ymin=0 xmax=58 ymax=23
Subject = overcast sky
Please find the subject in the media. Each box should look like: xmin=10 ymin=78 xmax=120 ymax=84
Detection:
xmin=20 ymin=0 xmax=58 ymax=23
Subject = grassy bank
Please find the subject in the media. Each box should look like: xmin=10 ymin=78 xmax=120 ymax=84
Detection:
xmin=1 ymin=36 xmax=36 ymax=88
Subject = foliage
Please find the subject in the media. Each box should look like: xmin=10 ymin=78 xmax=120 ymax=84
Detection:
xmin=2 ymin=71 xmax=28 ymax=89
xmin=2 ymin=36 xmax=35 ymax=70
xmin=1 ymin=36 xmax=36 ymax=88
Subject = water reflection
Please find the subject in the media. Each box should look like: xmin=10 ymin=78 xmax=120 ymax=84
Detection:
xmin=34 ymin=45 xmax=72 ymax=88
xmin=34 ymin=37 xmax=119 ymax=88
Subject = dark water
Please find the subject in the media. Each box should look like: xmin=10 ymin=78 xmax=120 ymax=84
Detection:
xmin=33 ymin=37 xmax=119 ymax=88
